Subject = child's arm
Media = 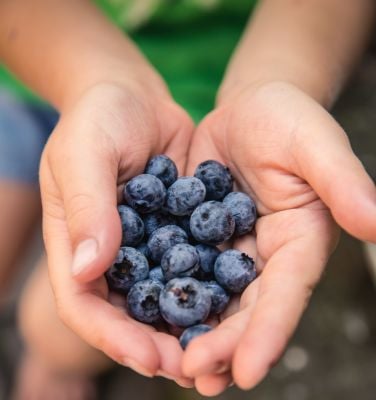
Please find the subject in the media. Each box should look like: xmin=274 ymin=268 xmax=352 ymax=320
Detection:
xmin=218 ymin=0 xmax=375 ymax=109
xmin=183 ymin=0 xmax=376 ymax=395
xmin=0 ymin=0 xmax=194 ymax=382
xmin=0 ymin=0 xmax=167 ymax=109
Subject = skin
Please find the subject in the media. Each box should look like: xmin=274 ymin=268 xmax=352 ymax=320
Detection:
xmin=0 ymin=182 xmax=41 ymax=306
xmin=0 ymin=0 xmax=375 ymax=396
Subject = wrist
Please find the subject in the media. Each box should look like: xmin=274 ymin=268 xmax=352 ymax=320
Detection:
xmin=57 ymin=59 xmax=170 ymax=112
xmin=216 ymin=62 xmax=341 ymax=110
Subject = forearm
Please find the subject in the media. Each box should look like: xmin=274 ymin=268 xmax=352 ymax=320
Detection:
xmin=0 ymin=0 xmax=167 ymax=111
xmin=218 ymin=0 xmax=375 ymax=108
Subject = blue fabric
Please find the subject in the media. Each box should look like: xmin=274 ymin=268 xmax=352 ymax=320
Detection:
xmin=0 ymin=90 xmax=58 ymax=184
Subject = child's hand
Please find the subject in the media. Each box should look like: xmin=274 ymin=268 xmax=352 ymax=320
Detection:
xmin=183 ymin=81 xmax=376 ymax=395
xmin=39 ymin=81 xmax=194 ymax=384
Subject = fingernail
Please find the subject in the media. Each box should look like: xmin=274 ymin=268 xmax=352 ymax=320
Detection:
xmin=71 ymin=238 xmax=98 ymax=276
xmin=214 ymin=362 xmax=229 ymax=374
xmin=176 ymin=379 xmax=195 ymax=388
xmin=122 ymin=358 xmax=154 ymax=378
xmin=156 ymin=370 xmax=194 ymax=388
xmin=156 ymin=370 xmax=176 ymax=380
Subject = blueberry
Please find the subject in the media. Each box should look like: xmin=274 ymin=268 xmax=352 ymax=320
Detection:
xmin=135 ymin=242 xmax=152 ymax=262
xmin=159 ymin=277 xmax=211 ymax=327
xmin=117 ymin=205 xmax=144 ymax=247
xmin=214 ymin=249 xmax=256 ymax=293
xmin=124 ymin=174 xmax=166 ymax=213
xmin=190 ymin=201 xmax=235 ymax=245
xmin=144 ymin=155 xmax=178 ymax=188
xmin=179 ymin=324 xmax=212 ymax=350
xmin=195 ymin=244 xmax=221 ymax=279
xmin=127 ymin=279 xmax=164 ymax=323
xmin=194 ymin=160 xmax=233 ymax=200
xmin=177 ymin=215 xmax=198 ymax=242
xmin=161 ymin=243 xmax=200 ymax=281
xmin=142 ymin=211 xmax=176 ymax=238
xmin=165 ymin=177 xmax=206 ymax=216
xmin=106 ymin=247 xmax=149 ymax=294
xmin=149 ymin=266 xmax=165 ymax=283
xmin=147 ymin=225 xmax=188 ymax=263
xmin=223 ymin=192 xmax=257 ymax=235
xmin=204 ymin=281 xmax=230 ymax=314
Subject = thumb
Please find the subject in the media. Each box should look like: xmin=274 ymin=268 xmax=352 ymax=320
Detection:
xmin=296 ymin=112 xmax=376 ymax=243
xmin=44 ymin=134 xmax=123 ymax=283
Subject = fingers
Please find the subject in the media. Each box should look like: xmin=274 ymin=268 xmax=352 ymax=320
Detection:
xmin=42 ymin=131 xmax=126 ymax=282
xmin=232 ymin=211 xmax=335 ymax=389
xmin=194 ymin=372 xmax=233 ymax=397
xmin=294 ymin=109 xmax=376 ymax=243
xmin=40 ymin=165 xmax=162 ymax=377
xmin=181 ymin=304 xmax=255 ymax=378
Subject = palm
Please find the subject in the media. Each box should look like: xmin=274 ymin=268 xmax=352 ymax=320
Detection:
xmin=183 ymin=83 xmax=340 ymax=394
xmin=41 ymin=83 xmax=194 ymax=382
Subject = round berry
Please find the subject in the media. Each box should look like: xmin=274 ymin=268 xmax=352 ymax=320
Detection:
xmin=214 ymin=249 xmax=256 ymax=293
xmin=165 ymin=177 xmax=206 ymax=216
xmin=179 ymin=324 xmax=212 ymax=350
xmin=144 ymin=155 xmax=178 ymax=188
xmin=194 ymin=160 xmax=233 ymax=200
xmin=124 ymin=174 xmax=166 ymax=213
xmin=190 ymin=201 xmax=235 ymax=245
xmin=117 ymin=205 xmax=144 ymax=247
xmin=159 ymin=277 xmax=211 ymax=327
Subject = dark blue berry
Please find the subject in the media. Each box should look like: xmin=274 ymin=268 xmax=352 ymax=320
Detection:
xmin=194 ymin=160 xmax=233 ymax=200
xmin=214 ymin=249 xmax=256 ymax=293
xmin=177 ymin=215 xmax=197 ymax=242
xmin=144 ymin=155 xmax=178 ymax=188
xmin=159 ymin=277 xmax=211 ymax=327
xmin=124 ymin=174 xmax=166 ymax=213
xmin=179 ymin=324 xmax=212 ymax=350
xmin=190 ymin=201 xmax=235 ymax=245
xmin=223 ymin=192 xmax=257 ymax=235
xmin=161 ymin=243 xmax=200 ymax=281
xmin=135 ymin=242 xmax=152 ymax=262
xmin=106 ymin=247 xmax=149 ymax=294
xmin=117 ymin=205 xmax=144 ymax=246
xmin=195 ymin=244 xmax=221 ymax=279
xmin=142 ymin=211 xmax=176 ymax=238
xmin=165 ymin=177 xmax=206 ymax=216
xmin=149 ymin=266 xmax=165 ymax=283
xmin=204 ymin=281 xmax=230 ymax=314
xmin=127 ymin=279 xmax=163 ymax=323
xmin=147 ymin=225 xmax=188 ymax=263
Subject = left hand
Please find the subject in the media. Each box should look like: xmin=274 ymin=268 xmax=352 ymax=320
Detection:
xmin=182 ymin=81 xmax=376 ymax=395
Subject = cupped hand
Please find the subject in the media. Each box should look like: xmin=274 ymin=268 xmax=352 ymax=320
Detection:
xmin=182 ymin=81 xmax=376 ymax=395
xmin=40 ymin=81 xmax=194 ymax=384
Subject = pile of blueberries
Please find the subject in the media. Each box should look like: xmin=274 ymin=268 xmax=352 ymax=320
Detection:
xmin=106 ymin=155 xmax=258 ymax=349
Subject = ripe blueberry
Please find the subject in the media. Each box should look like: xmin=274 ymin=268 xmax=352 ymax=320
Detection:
xmin=179 ymin=324 xmax=212 ymax=350
xmin=165 ymin=177 xmax=206 ymax=216
xmin=144 ymin=154 xmax=178 ymax=188
xmin=214 ymin=249 xmax=256 ymax=293
xmin=161 ymin=243 xmax=200 ymax=281
xmin=147 ymin=225 xmax=188 ymax=263
xmin=127 ymin=279 xmax=163 ymax=323
xmin=124 ymin=174 xmax=166 ymax=213
xmin=194 ymin=160 xmax=233 ymax=200
xmin=223 ymin=192 xmax=257 ymax=235
xmin=106 ymin=247 xmax=149 ymax=294
xmin=159 ymin=277 xmax=211 ymax=327
xmin=117 ymin=205 xmax=144 ymax=247
xmin=190 ymin=201 xmax=235 ymax=245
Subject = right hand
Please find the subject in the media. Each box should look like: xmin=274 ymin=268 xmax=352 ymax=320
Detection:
xmin=40 ymin=80 xmax=194 ymax=384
